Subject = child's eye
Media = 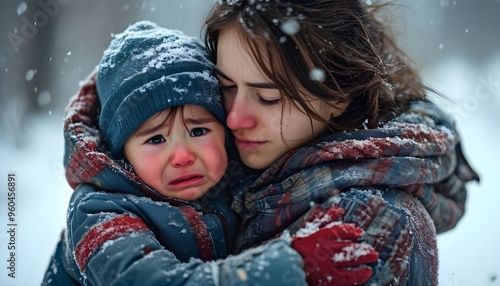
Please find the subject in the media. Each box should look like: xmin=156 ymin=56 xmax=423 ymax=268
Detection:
xmin=190 ymin=127 xmax=208 ymax=137
xmin=147 ymin=135 xmax=166 ymax=144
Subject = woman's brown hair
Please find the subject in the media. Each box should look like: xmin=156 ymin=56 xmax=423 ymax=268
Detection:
xmin=204 ymin=0 xmax=429 ymax=132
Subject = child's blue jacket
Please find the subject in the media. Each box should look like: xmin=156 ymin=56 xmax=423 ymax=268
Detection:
xmin=42 ymin=74 xmax=306 ymax=286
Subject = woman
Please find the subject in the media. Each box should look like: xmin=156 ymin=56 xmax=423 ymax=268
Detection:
xmin=204 ymin=0 xmax=479 ymax=285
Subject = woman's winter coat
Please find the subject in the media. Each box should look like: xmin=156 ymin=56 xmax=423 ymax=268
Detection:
xmin=231 ymin=99 xmax=479 ymax=285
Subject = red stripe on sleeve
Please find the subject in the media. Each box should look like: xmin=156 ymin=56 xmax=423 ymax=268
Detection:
xmin=179 ymin=206 xmax=215 ymax=261
xmin=75 ymin=214 xmax=150 ymax=271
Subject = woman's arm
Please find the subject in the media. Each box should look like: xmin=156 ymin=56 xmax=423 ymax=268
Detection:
xmin=303 ymin=188 xmax=437 ymax=286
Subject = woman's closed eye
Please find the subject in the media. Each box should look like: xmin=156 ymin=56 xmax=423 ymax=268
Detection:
xmin=255 ymin=87 xmax=282 ymax=106
xmin=220 ymin=85 xmax=237 ymax=97
xmin=146 ymin=135 xmax=166 ymax=145
xmin=258 ymin=96 xmax=281 ymax=106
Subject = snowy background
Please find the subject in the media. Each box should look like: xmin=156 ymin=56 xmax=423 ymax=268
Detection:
xmin=0 ymin=0 xmax=498 ymax=285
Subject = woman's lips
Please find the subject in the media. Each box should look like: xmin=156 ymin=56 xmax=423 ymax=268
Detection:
xmin=234 ymin=137 xmax=266 ymax=152
xmin=169 ymin=174 xmax=205 ymax=189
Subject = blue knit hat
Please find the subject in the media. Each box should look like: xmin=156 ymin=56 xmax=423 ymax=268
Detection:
xmin=97 ymin=21 xmax=225 ymax=159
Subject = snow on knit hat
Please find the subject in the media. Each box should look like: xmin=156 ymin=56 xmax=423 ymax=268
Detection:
xmin=97 ymin=21 xmax=225 ymax=159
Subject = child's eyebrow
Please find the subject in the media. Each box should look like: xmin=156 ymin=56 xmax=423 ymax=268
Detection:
xmin=135 ymin=117 xmax=217 ymax=137
xmin=135 ymin=123 xmax=167 ymax=137
xmin=184 ymin=117 xmax=218 ymax=125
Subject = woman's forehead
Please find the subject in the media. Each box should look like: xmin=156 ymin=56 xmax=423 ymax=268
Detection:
xmin=216 ymin=27 xmax=272 ymax=82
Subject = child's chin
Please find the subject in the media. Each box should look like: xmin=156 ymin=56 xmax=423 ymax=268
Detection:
xmin=162 ymin=187 xmax=207 ymax=201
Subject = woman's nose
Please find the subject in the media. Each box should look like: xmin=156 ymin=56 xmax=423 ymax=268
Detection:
xmin=170 ymin=143 xmax=195 ymax=167
xmin=225 ymin=94 xmax=257 ymax=130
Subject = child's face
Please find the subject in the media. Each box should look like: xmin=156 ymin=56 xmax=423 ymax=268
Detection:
xmin=124 ymin=105 xmax=227 ymax=201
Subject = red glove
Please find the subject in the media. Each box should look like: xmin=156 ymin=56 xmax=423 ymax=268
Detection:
xmin=292 ymin=207 xmax=379 ymax=286
xmin=304 ymin=205 xmax=346 ymax=228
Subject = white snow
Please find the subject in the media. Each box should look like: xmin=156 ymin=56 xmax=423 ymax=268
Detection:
xmin=332 ymin=242 xmax=373 ymax=263
xmin=0 ymin=115 xmax=73 ymax=285
xmin=280 ymin=19 xmax=300 ymax=36
xmin=25 ymin=69 xmax=36 ymax=81
xmin=295 ymin=214 xmax=344 ymax=238
xmin=309 ymin=68 xmax=326 ymax=82
xmin=16 ymin=2 xmax=27 ymax=16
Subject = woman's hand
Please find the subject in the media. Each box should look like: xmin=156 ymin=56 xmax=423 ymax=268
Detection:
xmin=291 ymin=206 xmax=379 ymax=285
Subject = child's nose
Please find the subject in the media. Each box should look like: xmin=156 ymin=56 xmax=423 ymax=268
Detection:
xmin=170 ymin=143 xmax=195 ymax=167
